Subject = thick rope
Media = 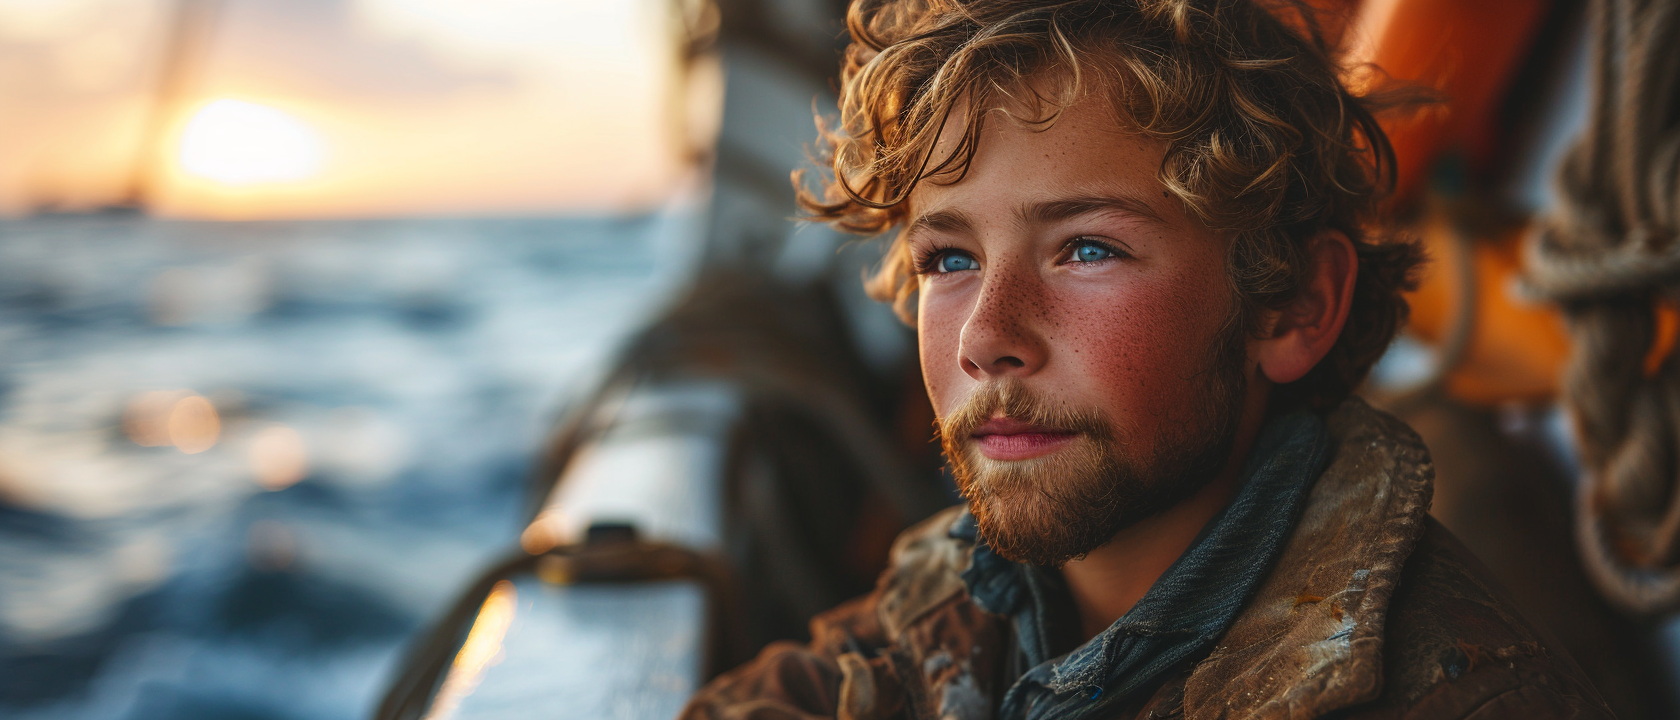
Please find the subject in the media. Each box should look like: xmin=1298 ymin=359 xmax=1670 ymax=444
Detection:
xmin=1527 ymin=0 xmax=1680 ymax=614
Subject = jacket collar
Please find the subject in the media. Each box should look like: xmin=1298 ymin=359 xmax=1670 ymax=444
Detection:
xmin=957 ymin=410 xmax=1332 ymax=718
xmin=874 ymin=397 xmax=1435 ymax=720
xmin=1180 ymin=397 xmax=1434 ymax=720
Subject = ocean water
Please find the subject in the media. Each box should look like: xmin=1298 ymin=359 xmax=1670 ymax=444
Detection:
xmin=0 ymin=212 xmax=695 ymax=720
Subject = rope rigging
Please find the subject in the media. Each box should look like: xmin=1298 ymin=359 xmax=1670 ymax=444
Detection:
xmin=1527 ymin=0 xmax=1680 ymax=615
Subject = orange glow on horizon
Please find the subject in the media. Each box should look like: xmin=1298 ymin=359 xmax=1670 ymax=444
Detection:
xmin=0 ymin=0 xmax=713 ymax=219
xmin=177 ymin=99 xmax=327 ymax=186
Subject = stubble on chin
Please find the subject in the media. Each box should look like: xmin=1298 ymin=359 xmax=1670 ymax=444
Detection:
xmin=936 ymin=338 xmax=1246 ymax=567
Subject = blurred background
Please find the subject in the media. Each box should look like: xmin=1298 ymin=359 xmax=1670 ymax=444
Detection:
xmin=2 ymin=0 xmax=712 ymax=216
xmin=5 ymin=0 xmax=1680 ymax=719
xmin=1 ymin=1 xmax=720 ymax=718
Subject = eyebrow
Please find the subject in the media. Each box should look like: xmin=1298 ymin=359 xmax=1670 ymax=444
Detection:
xmin=903 ymin=193 xmax=1165 ymax=241
xmin=904 ymin=208 xmax=976 ymax=240
xmin=1016 ymin=194 xmax=1164 ymax=227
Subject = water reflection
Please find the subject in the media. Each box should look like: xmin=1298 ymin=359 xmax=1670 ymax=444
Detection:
xmin=249 ymin=425 xmax=309 ymax=491
xmin=0 ymin=210 xmax=695 ymax=719
xmin=421 ymin=580 xmax=516 ymax=720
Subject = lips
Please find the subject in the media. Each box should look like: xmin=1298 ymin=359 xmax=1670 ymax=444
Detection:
xmin=971 ymin=416 xmax=1077 ymax=461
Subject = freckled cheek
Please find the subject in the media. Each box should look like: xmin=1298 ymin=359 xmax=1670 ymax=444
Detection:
xmin=1050 ymin=282 xmax=1222 ymax=420
xmin=917 ymin=289 xmax=971 ymax=415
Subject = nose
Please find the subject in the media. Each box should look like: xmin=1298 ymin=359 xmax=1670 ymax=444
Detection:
xmin=958 ymin=271 xmax=1048 ymax=381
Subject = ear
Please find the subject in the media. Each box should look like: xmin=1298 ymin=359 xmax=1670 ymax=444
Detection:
xmin=1253 ymin=230 xmax=1357 ymax=385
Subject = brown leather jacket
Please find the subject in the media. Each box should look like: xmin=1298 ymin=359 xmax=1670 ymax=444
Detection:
xmin=680 ymin=399 xmax=1615 ymax=720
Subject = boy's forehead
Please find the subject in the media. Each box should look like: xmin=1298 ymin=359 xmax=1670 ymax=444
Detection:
xmin=923 ymin=86 xmax=1134 ymax=168
xmin=908 ymin=94 xmax=1180 ymax=227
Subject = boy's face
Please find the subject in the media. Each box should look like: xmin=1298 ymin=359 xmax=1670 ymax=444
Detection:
xmin=910 ymin=95 xmax=1258 ymax=565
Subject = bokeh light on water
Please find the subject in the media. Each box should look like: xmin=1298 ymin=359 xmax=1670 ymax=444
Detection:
xmin=0 ymin=211 xmax=697 ymax=719
xmin=0 ymin=0 xmax=730 ymax=715
xmin=0 ymin=0 xmax=717 ymax=713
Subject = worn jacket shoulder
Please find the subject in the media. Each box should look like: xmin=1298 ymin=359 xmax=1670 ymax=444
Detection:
xmin=1343 ymin=517 xmax=1614 ymax=719
xmin=1183 ymin=397 xmax=1433 ymax=719
xmin=875 ymin=505 xmax=973 ymax=640
xmin=1179 ymin=397 xmax=1612 ymax=720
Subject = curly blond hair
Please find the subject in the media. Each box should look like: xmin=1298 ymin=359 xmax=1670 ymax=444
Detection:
xmin=797 ymin=0 xmax=1424 ymax=409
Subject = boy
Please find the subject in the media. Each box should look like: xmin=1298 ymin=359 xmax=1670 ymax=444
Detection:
xmin=683 ymin=1 xmax=1612 ymax=717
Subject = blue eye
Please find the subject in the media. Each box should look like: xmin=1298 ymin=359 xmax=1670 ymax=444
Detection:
xmin=937 ymin=253 xmax=977 ymax=273
xmin=1071 ymin=241 xmax=1114 ymax=263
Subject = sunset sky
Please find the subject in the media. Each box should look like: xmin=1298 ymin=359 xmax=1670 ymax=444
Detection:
xmin=0 ymin=0 xmax=712 ymax=218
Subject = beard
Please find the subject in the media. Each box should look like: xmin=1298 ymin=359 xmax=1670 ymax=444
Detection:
xmin=937 ymin=322 xmax=1250 ymax=567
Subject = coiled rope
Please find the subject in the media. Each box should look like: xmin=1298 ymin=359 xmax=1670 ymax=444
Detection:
xmin=1526 ymin=0 xmax=1680 ymax=614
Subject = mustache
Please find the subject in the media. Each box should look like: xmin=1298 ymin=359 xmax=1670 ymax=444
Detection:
xmin=936 ymin=378 xmax=1110 ymax=444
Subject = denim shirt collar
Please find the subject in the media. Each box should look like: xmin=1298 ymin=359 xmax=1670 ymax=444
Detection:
xmin=951 ymin=410 xmax=1330 ymax=719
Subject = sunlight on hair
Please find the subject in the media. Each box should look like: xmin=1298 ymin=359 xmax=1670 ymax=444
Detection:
xmin=423 ymin=580 xmax=518 ymax=720
xmin=178 ymin=99 xmax=326 ymax=185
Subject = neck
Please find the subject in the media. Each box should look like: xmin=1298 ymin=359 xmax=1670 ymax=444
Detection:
xmin=1059 ymin=384 xmax=1272 ymax=641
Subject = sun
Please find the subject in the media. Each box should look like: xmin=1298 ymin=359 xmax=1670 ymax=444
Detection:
xmin=177 ymin=99 xmax=327 ymax=185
